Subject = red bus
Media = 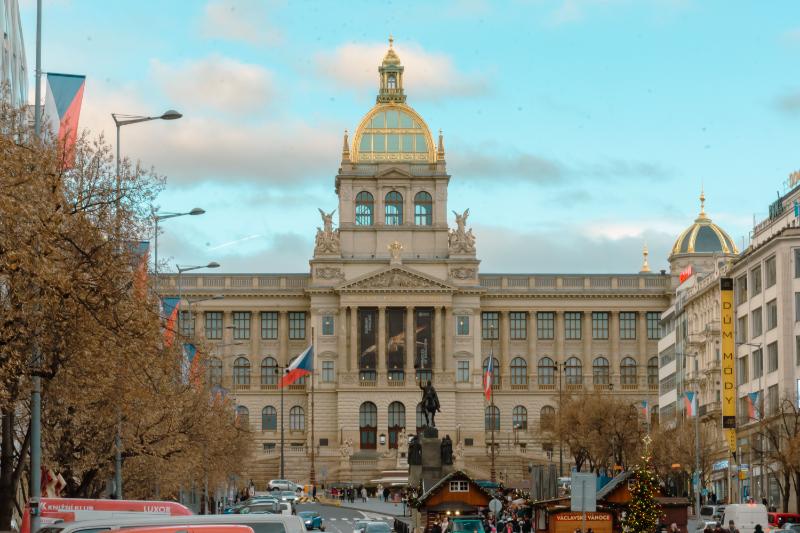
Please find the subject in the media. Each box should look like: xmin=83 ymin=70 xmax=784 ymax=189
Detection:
xmin=21 ymin=498 xmax=193 ymax=533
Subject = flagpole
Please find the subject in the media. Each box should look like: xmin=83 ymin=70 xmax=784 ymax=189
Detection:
xmin=310 ymin=327 xmax=316 ymax=492
xmin=489 ymin=325 xmax=496 ymax=484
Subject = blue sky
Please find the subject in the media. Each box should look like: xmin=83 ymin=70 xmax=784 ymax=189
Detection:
xmin=20 ymin=0 xmax=800 ymax=274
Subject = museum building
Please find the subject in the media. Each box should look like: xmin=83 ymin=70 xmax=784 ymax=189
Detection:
xmin=160 ymin=41 xmax=678 ymax=485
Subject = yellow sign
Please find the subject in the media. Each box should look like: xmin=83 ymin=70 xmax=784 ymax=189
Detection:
xmin=721 ymin=277 xmax=737 ymax=454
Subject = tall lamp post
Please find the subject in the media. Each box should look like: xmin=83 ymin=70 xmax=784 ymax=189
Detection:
xmin=154 ymin=209 xmax=206 ymax=279
xmin=738 ymin=341 xmax=764 ymax=502
xmin=488 ymin=323 xmax=497 ymax=483
xmin=549 ymin=361 xmax=566 ymax=477
xmin=274 ymin=366 xmax=289 ymax=478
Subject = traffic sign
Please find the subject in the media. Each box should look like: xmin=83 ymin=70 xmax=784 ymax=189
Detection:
xmin=489 ymin=499 xmax=503 ymax=514
xmin=571 ymin=473 xmax=596 ymax=512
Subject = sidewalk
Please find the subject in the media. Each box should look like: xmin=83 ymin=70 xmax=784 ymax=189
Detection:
xmin=326 ymin=497 xmax=408 ymax=516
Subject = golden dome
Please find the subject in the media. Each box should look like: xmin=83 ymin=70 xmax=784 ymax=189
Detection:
xmin=382 ymin=36 xmax=402 ymax=67
xmin=670 ymin=191 xmax=739 ymax=257
xmin=352 ymin=103 xmax=436 ymax=163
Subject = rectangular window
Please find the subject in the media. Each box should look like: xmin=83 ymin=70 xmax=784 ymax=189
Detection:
xmin=796 ymin=293 xmax=800 ymax=322
xmin=797 ymin=335 xmax=800 ymax=366
xmin=751 ymin=266 xmax=762 ymax=297
xmin=386 ymin=308 xmax=405 ymax=371
xmin=737 ymin=315 xmax=748 ymax=344
xmin=263 ymin=443 xmax=276 ymax=452
xmin=205 ymin=311 xmax=223 ymax=340
xmin=647 ymin=312 xmax=661 ymax=340
xmin=753 ymin=348 xmax=763 ymax=379
xmin=456 ymin=316 xmax=469 ymax=336
xmin=796 ymin=249 xmax=800 ymax=278
xmin=736 ymin=275 xmax=748 ymax=305
xmin=592 ymin=312 xmax=609 ymax=340
xmin=359 ymin=308 xmax=377 ymax=371
xmin=767 ymin=299 xmax=778 ymax=330
xmin=261 ymin=311 xmax=278 ymax=339
xmin=660 ymin=373 xmax=676 ymax=392
xmin=509 ymin=312 xmax=527 ymax=340
xmin=322 ymin=316 xmax=335 ymax=336
xmin=457 ymin=360 xmax=470 ymax=383
xmin=768 ymin=384 xmax=779 ymax=415
xmin=564 ymin=312 xmax=582 ymax=340
xmin=289 ymin=312 xmax=306 ymax=340
xmin=737 ymin=355 xmax=749 ymax=386
xmin=179 ymin=310 xmax=195 ymax=337
xmin=619 ymin=312 xmax=637 ymax=340
xmin=537 ymin=312 xmax=554 ymax=340
xmin=482 ymin=312 xmax=499 ymax=340
xmin=752 ymin=307 xmax=763 ymax=338
xmin=415 ymin=308 xmax=434 ymax=371
xmin=765 ymin=256 xmax=777 ymax=288
xmin=232 ymin=311 xmax=251 ymax=340
xmin=449 ymin=481 xmax=469 ymax=492
xmin=322 ymin=361 xmax=335 ymax=383
xmin=768 ymin=341 xmax=779 ymax=373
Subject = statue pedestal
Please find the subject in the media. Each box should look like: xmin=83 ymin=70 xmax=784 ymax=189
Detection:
xmin=408 ymin=430 xmax=454 ymax=491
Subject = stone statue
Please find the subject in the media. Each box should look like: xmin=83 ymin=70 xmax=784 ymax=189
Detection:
xmin=441 ymin=435 xmax=454 ymax=465
xmin=449 ymin=208 xmax=476 ymax=254
xmin=408 ymin=435 xmax=422 ymax=465
xmin=314 ymin=208 xmax=340 ymax=255
xmin=419 ymin=380 xmax=441 ymax=427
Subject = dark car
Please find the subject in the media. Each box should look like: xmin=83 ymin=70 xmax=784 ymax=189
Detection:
xmin=298 ymin=512 xmax=325 ymax=531
xmin=238 ymin=503 xmax=280 ymax=515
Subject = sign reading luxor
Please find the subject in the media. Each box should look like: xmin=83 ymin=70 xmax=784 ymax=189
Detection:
xmin=720 ymin=277 xmax=737 ymax=453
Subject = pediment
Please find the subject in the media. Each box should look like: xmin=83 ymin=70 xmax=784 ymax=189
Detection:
xmin=336 ymin=266 xmax=455 ymax=292
xmin=375 ymin=166 xmax=413 ymax=179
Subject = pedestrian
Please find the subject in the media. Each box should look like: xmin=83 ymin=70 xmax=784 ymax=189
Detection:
xmin=728 ymin=521 xmax=740 ymax=533
xmin=312 ymin=485 xmax=317 ymax=501
xmin=670 ymin=523 xmax=680 ymax=533
xmin=384 ymin=486 xmax=390 ymax=503
xmin=754 ymin=525 xmax=763 ymax=533
xmin=432 ymin=521 xmax=442 ymax=533
xmin=704 ymin=525 xmax=713 ymax=533
xmin=362 ymin=486 xmax=368 ymax=502
xmin=522 ymin=517 xmax=532 ymax=533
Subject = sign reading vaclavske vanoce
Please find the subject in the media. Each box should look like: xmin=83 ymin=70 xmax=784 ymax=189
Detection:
xmin=720 ymin=277 xmax=737 ymax=454
xmin=555 ymin=513 xmax=612 ymax=522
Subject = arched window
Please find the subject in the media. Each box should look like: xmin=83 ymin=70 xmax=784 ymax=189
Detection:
xmin=620 ymin=357 xmax=638 ymax=385
xmin=511 ymin=357 xmax=528 ymax=385
xmin=207 ymin=357 xmax=223 ymax=386
xmin=540 ymin=406 xmax=555 ymax=431
xmin=261 ymin=357 xmax=278 ymax=386
xmin=387 ymin=74 xmax=397 ymax=89
xmin=385 ymin=191 xmax=403 ymax=225
xmin=262 ymin=406 xmax=277 ymax=431
xmin=388 ymin=402 xmax=405 ymax=449
xmin=513 ymin=406 xmax=528 ymax=430
xmin=538 ymin=357 xmax=555 ymax=385
xmin=416 ymin=402 xmax=425 ymax=433
xmin=233 ymin=357 xmax=251 ymax=386
xmin=414 ymin=191 xmax=432 ymax=226
xmin=235 ymin=405 xmax=249 ymax=428
xmin=593 ymin=357 xmax=610 ymax=385
xmin=647 ymin=357 xmax=659 ymax=387
xmin=289 ymin=406 xmax=305 ymax=431
xmin=359 ymin=402 xmax=378 ymax=449
xmin=355 ymin=191 xmax=374 ymax=226
xmin=485 ymin=406 xmax=500 ymax=431
xmin=483 ymin=357 xmax=500 ymax=386
xmin=565 ymin=357 xmax=582 ymax=385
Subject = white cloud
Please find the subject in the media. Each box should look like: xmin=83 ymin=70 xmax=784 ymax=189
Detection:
xmin=200 ymin=0 xmax=283 ymax=46
xmin=151 ymin=55 xmax=275 ymax=116
xmin=314 ymin=42 xmax=489 ymax=101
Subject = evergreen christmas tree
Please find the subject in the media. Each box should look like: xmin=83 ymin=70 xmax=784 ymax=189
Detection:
xmin=623 ymin=437 xmax=662 ymax=533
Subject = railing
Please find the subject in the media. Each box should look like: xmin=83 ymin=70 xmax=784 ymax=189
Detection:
xmin=649 ymin=383 xmax=658 ymax=391
xmin=565 ymin=383 xmax=584 ymax=391
xmin=621 ymin=383 xmax=639 ymax=391
xmin=594 ymin=383 xmax=613 ymax=391
xmin=288 ymin=384 xmax=306 ymax=391
xmin=478 ymin=274 xmax=669 ymax=291
xmin=261 ymin=383 xmax=278 ymax=391
xmin=510 ymin=382 xmax=528 ymax=391
xmin=233 ymin=384 xmax=251 ymax=391
xmin=538 ymin=384 xmax=556 ymax=391
xmin=360 ymin=379 xmax=377 ymax=387
xmin=158 ymin=274 xmax=309 ymax=292
xmin=387 ymin=379 xmax=405 ymax=387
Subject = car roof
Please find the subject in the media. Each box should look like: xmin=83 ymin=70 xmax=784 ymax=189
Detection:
xmin=109 ymin=527 xmax=255 ymax=533
xmin=51 ymin=513 xmax=303 ymax=533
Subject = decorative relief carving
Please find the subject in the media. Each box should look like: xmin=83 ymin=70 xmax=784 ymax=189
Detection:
xmin=347 ymin=270 xmax=444 ymax=290
xmin=316 ymin=267 xmax=344 ymax=281
xmin=340 ymin=438 xmax=353 ymax=457
xmin=314 ymin=208 xmax=340 ymax=256
xmin=449 ymin=267 xmax=477 ymax=280
xmin=448 ymin=208 xmax=476 ymax=255
xmin=340 ymin=373 xmax=356 ymax=384
xmin=388 ymin=241 xmax=403 ymax=265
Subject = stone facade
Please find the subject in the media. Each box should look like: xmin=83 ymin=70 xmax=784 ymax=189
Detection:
xmin=159 ymin=42 xmax=671 ymax=487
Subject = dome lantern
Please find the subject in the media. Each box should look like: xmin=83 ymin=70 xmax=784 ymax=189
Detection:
xmin=377 ymin=35 xmax=406 ymax=104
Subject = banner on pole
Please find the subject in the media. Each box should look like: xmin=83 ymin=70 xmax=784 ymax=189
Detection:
xmin=720 ymin=277 xmax=737 ymax=453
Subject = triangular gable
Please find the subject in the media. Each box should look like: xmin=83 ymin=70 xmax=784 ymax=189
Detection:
xmin=337 ymin=266 xmax=456 ymax=292
xmin=375 ymin=166 xmax=413 ymax=179
xmin=418 ymin=470 xmax=494 ymax=504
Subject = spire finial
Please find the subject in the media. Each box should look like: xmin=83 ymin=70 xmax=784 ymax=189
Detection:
xmin=699 ymin=186 xmax=706 ymax=217
xmin=640 ymin=241 xmax=651 ymax=273
xmin=437 ymin=129 xmax=445 ymax=159
xmin=388 ymin=34 xmax=394 ymax=48
xmin=342 ymin=129 xmax=350 ymax=161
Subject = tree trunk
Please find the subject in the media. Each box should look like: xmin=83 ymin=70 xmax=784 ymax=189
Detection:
xmin=783 ymin=470 xmax=791 ymax=512
xmin=0 ymin=409 xmax=29 ymax=531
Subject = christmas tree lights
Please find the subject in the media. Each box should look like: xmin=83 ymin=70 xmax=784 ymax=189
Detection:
xmin=623 ymin=436 xmax=662 ymax=533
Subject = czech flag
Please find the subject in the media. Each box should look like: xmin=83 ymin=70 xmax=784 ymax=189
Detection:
xmin=279 ymin=344 xmax=313 ymax=388
xmin=748 ymin=392 xmax=760 ymax=420
xmin=483 ymin=356 xmax=494 ymax=401
xmin=640 ymin=400 xmax=650 ymax=422
xmin=160 ymin=297 xmax=180 ymax=347
xmin=684 ymin=391 xmax=697 ymax=417
xmin=44 ymin=73 xmax=86 ymax=164
xmin=132 ymin=241 xmax=149 ymax=299
xmin=182 ymin=343 xmax=202 ymax=387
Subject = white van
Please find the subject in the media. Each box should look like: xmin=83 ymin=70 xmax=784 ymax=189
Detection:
xmin=722 ymin=504 xmax=769 ymax=533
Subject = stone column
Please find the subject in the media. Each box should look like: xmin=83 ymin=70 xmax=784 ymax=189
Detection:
xmin=338 ymin=306 xmax=348 ymax=370
xmin=638 ymin=311 xmax=648 ymax=360
xmin=610 ymin=312 xmax=620 ymax=383
xmin=434 ymin=307 xmax=443 ymax=373
xmin=378 ymin=306 xmax=387 ymax=373
xmin=554 ymin=311 xmax=564 ymax=363
xmin=499 ymin=311 xmax=509 ymax=383
xmin=527 ymin=311 xmax=537 ymax=360
xmin=350 ymin=306 xmax=358 ymax=373
xmin=583 ymin=311 xmax=592 ymax=364
xmin=406 ymin=307 xmax=415 ymax=379
xmin=279 ymin=310 xmax=288 ymax=366
xmin=443 ymin=307 xmax=453 ymax=372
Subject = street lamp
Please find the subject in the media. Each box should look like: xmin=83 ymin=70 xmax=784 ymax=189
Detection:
xmin=738 ymin=341 xmax=764 ymax=503
xmin=177 ymin=263 xmax=220 ymax=311
xmin=154 ymin=208 xmax=206 ymax=279
xmin=549 ymin=360 xmax=566 ymax=477
xmin=112 ymin=110 xmax=183 ymax=215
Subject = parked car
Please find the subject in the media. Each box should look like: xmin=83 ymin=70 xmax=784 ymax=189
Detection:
xmin=363 ymin=523 xmax=392 ymax=533
xmin=269 ymin=480 xmax=300 ymax=492
xmin=700 ymin=506 xmax=727 ymax=522
xmin=238 ymin=503 xmax=281 ymax=515
xmin=108 ymin=527 xmax=254 ymax=533
xmin=693 ymin=520 xmax=719 ymax=533
xmin=770 ymin=514 xmax=800 ymax=528
xmin=722 ymin=504 xmax=769 ymax=533
xmin=279 ymin=491 xmax=299 ymax=503
xmin=450 ymin=517 xmax=485 ymax=533
xmin=353 ymin=520 xmax=370 ymax=533
xmin=298 ymin=512 xmax=324 ymax=531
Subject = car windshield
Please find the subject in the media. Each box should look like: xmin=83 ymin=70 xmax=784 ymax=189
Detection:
xmin=300 ymin=512 xmax=317 ymax=518
xmin=453 ymin=520 xmax=484 ymax=532
xmin=700 ymin=507 xmax=715 ymax=516
xmin=281 ymin=491 xmax=295 ymax=496
xmin=366 ymin=524 xmax=392 ymax=533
